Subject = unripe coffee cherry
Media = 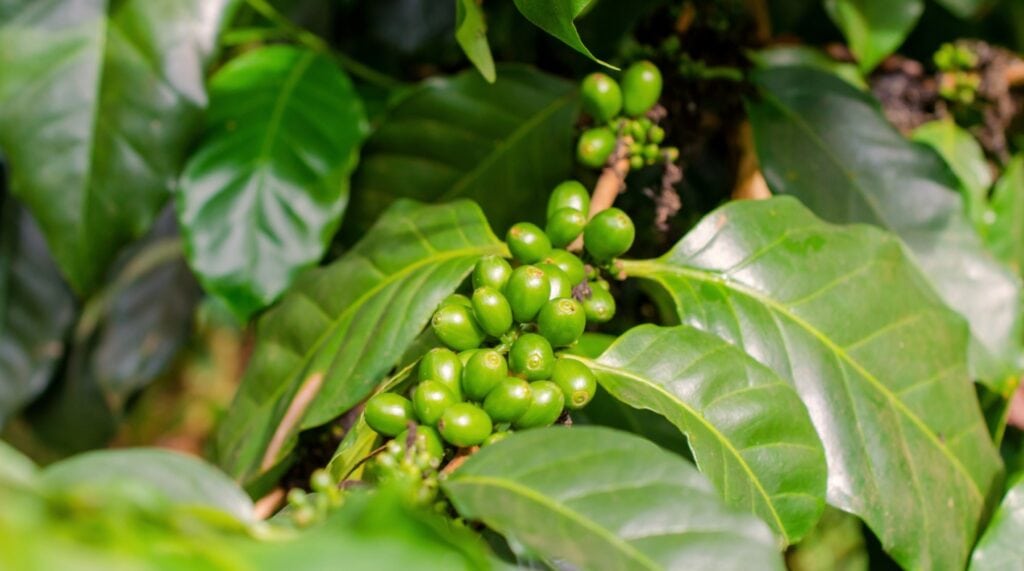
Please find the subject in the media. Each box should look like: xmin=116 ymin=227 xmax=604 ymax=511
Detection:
xmin=582 ymin=285 xmax=616 ymax=323
xmin=471 ymin=286 xmax=513 ymax=337
xmin=514 ymin=381 xmax=565 ymax=429
xmin=541 ymin=249 xmax=586 ymax=285
xmin=509 ymin=333 xmax=555 ymax=380
xmin=577 ymin=127 xmax=616 ymax=169
xmin=462 ymin=349 xmax=509 ymax=401
xmin=537 ymin=263 xmax=573 ymax=300
xmin=396 ymin=426 xmax=445 ymax=462
xmin=545 ymin=207 xmax=587 ymax=248
xmin=622 ymin=60 xmax=662 ymax=117
xmin=581 ymin=72 xmax=623 ymax=123
xmin=551 ymin=358 xmax=597 ymax=409
xmin=483 ymin=377 xmax=532 ymax=422
xmin=547 ymin=180 xmax=590 ymax=218
xmin=537 ymin=298 xmax=586 ymax=347
xmin=438 ymin=403 xmax=493 ymax=447
xmin=583 ymin=207 xmax=635 ymax=261
xmin=419 ymin=348 xmax=463 ymax=399
xmin=365 ymin=393 xmax=415 ymax=437
xmin=507 ymin=222 xmax=551 ymax=264
xmin=505 ymin=265 xmax=550 ymax=322
xmin=472 ymin=255 xmax=513 ymax=291
xmin=432 ymin=303 xmax=485 ymax=351
xmin=413 ymin=380 xmax=457 ymax=425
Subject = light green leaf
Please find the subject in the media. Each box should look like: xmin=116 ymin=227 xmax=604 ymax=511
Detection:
xmin=41 ymin=448 xmax=255 ymax=522
xmin=748 ymin=65 xmax=1022 ymax=384
xmin=216 ymin=201 xmax=505 ymax=485
xmin=825 ymin=0 xmax=923 ymax=72
xmin=178 ymin=45 xmax=368 ymax=320
xmin=969 ymin=474 xmax=1024 ymax=570
xmin=912 ymin=119 xmax=993 ymax=232
xmin=623 ymin=197 xmax=1003 ymax=569
xmin=345 ymin=65 xmax=578 ymax=239
xmin=0 ymin=0 xmax=236 ymax=294
xmin=443 ymin=426 xmax=785 ymax=570
xmin=986 ymin=156 xmax=1024 ymax=278
xmin=511 ymin=0 xmax=613 ymax=68
xmin=570 ymin=324 xmax=826 ymax=544
xmin=455 ymin=0 xmax=496 ymax=83
xmin=0 ymin=440 xmax=37 ymax=489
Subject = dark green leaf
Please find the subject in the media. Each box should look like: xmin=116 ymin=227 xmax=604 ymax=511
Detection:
xmin=345 ymin=65 xmax=578 ymax=239
xmin=178 ymin=45 xmax=368 ymax=320
xmin=912 ymin=119 xmax=993 ymax=232
xmin=0 ymin=198 xmax=75 ymax=426
xmin=511 ymin=0 xmax=612 ymax=68
xmin=969 ymin=474 xmax=1024 ymax=570
xmin=443 ymin=426 xmax=785 ymax=570
xmin=824 ymin=0 xmax=923 ymax=72
xmin=0 ymin=0 xmax=236 ymax=294
xmin=750 ymin=46 xmax=867 ymax=89
xmin=571 ymin=324 xmax=826 ymax=544
xmin=216 ymin=201 xmax=505 ymax=485
xmin=986 ymin=156 xmax=1024 ymax=277
xmin=623 ymin=197 xmax=1003 ymax=569
xmin=935 ymin=0 xmax=990 ymax=19
xmin=455 ymin=0 xmax=496 ymax=83
xmin=748 ymin=66 xmax=1022 ymax=383
xmin=41 ymin=448 xmax=254 ymax=522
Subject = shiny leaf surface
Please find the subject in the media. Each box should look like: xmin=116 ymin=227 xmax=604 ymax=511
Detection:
xmin=986 ymin=156 xmax=1024 ymax=278
xmin=444 ymin=426 xmax=784 ymax=570
xmin=346 ymin=65 xmax=578 ymax=238
xmin=0 ymin=0 xmax=235 ymax=294
xmin=824 ymin=0 xmax=923 ymax=72
xmin=912 ymin=119 xmax=993 ymax=232
xmin=571 ymin=324 xmax=826 ymax=544
xmin=455 ymin=0 xmax=496 ymax=83
xmin=969 ymin=474 xmax=1024 ymax=570
xmin=178 ymin=45 xmax=368 ymax=319
xmin=511 ymin=0 xmax=612 ymax=68
xmin=216 ymin=201 xmax=504 ymax=484
xmin=748 ymin=66 xmax=1022 ymax=383
xmin=623 ymin=197 xmax=1003 ymax=569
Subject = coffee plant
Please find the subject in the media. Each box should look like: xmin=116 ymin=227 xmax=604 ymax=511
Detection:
xmin=2 ymin=0 xmax=1024 ymax=569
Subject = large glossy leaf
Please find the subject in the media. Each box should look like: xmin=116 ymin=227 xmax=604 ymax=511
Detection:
xmin=622 ymin=197 xmax=1003 ymax=569
xmin=0 ymin=198 xmax=75 ymax=426
xmin=750 ymin=46 xmax=867 ymax=89
xmin=569 ymin=324 xmax=826 ymax=544
xmin=455 ymin=0 xmax=496 ymax=83
xmin=0 ymin=440 xmax=36 ymax=489
xmin=935 ymin=0 xmax=989 ymax=19
xmin=216 ymin=201 xmax=504 ymax=484
xmin=443 ymin=426 xmax=784 ymax=570
xmin=178 ymin=45 xmax=368 ymax=320
xmin=345 ymin=65 xmax=578 ymax=239
xmin=511 ymin=0 xmax=612 ymax=68
xmin=824 ymin=0 xmax=923 ymax=72
xmin=912 ymin=119 xmax=993 ymax=232
xmin=986 ymin=156 xmax=1024 ymax=277
xmin=748 ymin=66 xmax=1022 ymax=383
xmin=969 ymin=474 xmax=1024 ymax=570
xmin=0 ymin=0 xmax=236 ymax=294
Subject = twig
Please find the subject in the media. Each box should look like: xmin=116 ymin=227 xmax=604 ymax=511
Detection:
xmin=1006 ymin=60 xmax=1024 ymax=86
xmin=254 ymin=487 xmax=285 ymax=520
xmin=732 ymin=122 xmax=771 ymax=200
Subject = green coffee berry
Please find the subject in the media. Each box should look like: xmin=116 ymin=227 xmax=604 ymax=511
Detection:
xmin=577 ymin=127 xmax=616 ymax=169
xmin=505 ymin=265 xmax=550 ymax=322
xmin=432 ymin=304 xmax=485 ymax=351
xmin=396 ymin=425 xmax=445 ymax=462
xmin=413 ymin=380 xmax=457 ymax=425
xmin=438 ymin=403 xmax=493 ymax=447
xmin=547 ymin=180 xmax=590 ymax=218
xmin=509 ymin=333 xmax=555 ymax=380
xmin=537 ymin=298 xmax=586 ymax=347
xmin=629 ymin=120 xmax=647 ymax=143
xmin=622 ymin=60 xmax=662 ymax=116
xmin=583 ymin=207 xmax=635 ymax=261
xmin=507 ymin=222 xmax=551 ymax=264
xmin=419 ymin=348 xmax=463 ymax=399
xmin=541 ymin=249 xmax=586 ymax=285
xmin=514 ymin=381 xmax=565 ymax=429
xmin=583 ymin=285 xmax=616 ymax=323
xmin=643 ymin=144 xmax=660 ymax=162
xmin=545 ymin=207 xmax=587 ymax=248
xmin=581 ymin=72 xmax=623 ymax=123
xmin=551 ymin=358 xmax=597 ymax=409
xmin=442 ymin=293 xmax=473 ymax=309
xmin=471 ymin=286 xmax=513 ymax=337
xmin=365 ymin=393 xmax=415 ymax=437
xmin=483 ymin=377 xmax=532 ymax=422
xmin=463 ymin=349 xmax=509 ymax=401
xmin=648 ymin=125 xmax=665 ymax=144
xmin=537 ymin=263 xmax=573 ymax=300
xmin=472 ymin=255 xmax=513 ymax=291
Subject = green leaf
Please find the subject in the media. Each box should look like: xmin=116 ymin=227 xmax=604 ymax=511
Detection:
xmin=178 ymin=45 xmax=368 ymax=320
xmin=216 ymin=201 xmax=505 ymax=485
xmin=935 ymin=0 xmax=990 ymax=19
xmin=570 ymin=324 xmax=826 ymax=544
xmin=912 ymin=119 xmax=993 ymax=232
xmin=969 ymin=474 xmax=1024 ymax=570
xmin=0 ymin=0 xmax=236 ymax=294
xmin=511 ymin=0 xmax=613 ymax=68
xmin=622 ymin=197 xmax=1003 ymax=569
xmin=986 ymin=155 xmax=1024 ymax=278
xmin=824 ymin=0 xmax=923 ymax=72
xmin=0 ymin=198 xmax=75 ymax=426
xmin=443 ymin=426 xmax=785 ymax=570
xmin=455 ymin=0 xmax=496 ymax=83
xmin=345 ymin=65 xmax=578 ymax=240
xmin=750 ymin=46 xmax=867 ymax=90
xmin=0 ymin=440 xmax=37 ymax=489
xmin=41 ymin=448 xmax=255 ymax=522
xmin=748 ymin=66 xmax=1022 ymax=383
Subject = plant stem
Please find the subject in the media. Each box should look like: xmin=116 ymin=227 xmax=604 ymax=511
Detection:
xmin=242 ymin=0 xmax=405 ymax=90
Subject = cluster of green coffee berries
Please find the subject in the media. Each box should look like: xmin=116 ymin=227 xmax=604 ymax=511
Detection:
xmin=577 ymin=60 xmax=678 ymax=169
xmin=285 ymin=468 xmax=344 ymax=527
xmin=362 ymin=181 xmax=636 ymax=463
xmin=934 ymin=42 xmax=980 ymax=105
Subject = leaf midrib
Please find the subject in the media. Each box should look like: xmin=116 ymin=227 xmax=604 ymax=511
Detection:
xmin=623 ymin=258 xmax=984 ymax=503
xmin=446 ymin=474 xmax=660 ymax=571
xmin=571 ymin=354 xmax=790 ymax=539
xmin=221 ymin=241 xmax=503 ymax=475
